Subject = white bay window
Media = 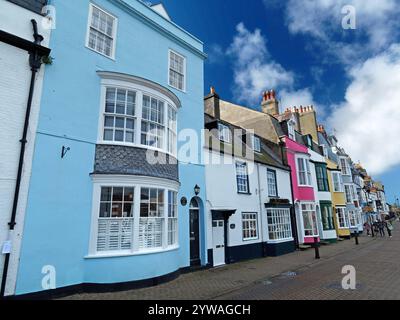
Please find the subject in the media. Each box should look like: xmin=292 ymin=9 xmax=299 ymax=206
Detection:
xmin=98 ymin=73 xmax=180 ymax=157
xmin=90 ymin=176 xmax=179 ymax=256
xmin=267 ymin=208 xmax=292 ymax=241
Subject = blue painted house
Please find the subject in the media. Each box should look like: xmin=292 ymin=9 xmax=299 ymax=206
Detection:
xmin=12 ymin=0 xmax=207 ymax=296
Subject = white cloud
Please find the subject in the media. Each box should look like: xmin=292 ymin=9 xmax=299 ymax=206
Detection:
xmin=283 ymin=0 xmax=400 ymax=64
xmin=327 ymin=44 xmax=400 ymax=175
xmin=280 ymin=87 xmax=319 ymax=108
xmin=227 ymin=23 xmax=294 ymax=105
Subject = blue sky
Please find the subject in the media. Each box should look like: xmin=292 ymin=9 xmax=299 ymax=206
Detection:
xmin=161 ymin=0 xmax=400 ymax=204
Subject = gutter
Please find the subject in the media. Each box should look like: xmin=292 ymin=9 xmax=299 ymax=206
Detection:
xmin=0 ymin=20 xmax=51 ymax=298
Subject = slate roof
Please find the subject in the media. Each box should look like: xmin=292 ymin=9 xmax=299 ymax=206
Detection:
xmin=204 ymin=113 xmax=290 ymax=171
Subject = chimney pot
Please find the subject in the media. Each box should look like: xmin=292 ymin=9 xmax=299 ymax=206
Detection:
xmin=210 ymin=86 xmax=215 ymax=95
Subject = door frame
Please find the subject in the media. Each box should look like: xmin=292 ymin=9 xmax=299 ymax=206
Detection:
xmin=211 ymin=210 xmax=236 ymax=265
xmin=189 ymin=198 xmax=201 ymax=266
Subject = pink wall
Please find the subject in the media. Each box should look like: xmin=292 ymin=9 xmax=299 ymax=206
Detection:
xmin=285 ymin=138 xmax=315 ymax=202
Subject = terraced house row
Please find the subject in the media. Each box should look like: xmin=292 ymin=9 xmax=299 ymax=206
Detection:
xmin=0 ymin=0 xmax=391 ymax=298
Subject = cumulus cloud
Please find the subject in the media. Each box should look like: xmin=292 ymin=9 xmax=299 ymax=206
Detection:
xmin=226 ymin=23 xmax=295 ymax=105
xmin=327 ymin=44 xmax=400 ymax=175
xmin=280 ymin=88 xmax=324 ymax=115
xmin=282 ymin=0 xmax=400 ymax=64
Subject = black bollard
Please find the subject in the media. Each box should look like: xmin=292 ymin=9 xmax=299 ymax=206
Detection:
xmin=355 ymin=231 xmax=359 ymax=245
xmin=314 ymin=237 xmax=320 ymax=259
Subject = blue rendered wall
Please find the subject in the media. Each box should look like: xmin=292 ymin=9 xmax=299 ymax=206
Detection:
xmin=15 ymin=0 xmax=206 ymax=295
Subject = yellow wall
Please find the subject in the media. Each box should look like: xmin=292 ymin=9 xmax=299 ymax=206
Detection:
xmin=326 ymin=158 xmax=351 ymax=237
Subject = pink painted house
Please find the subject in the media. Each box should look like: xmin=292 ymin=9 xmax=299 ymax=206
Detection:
xmin=278 ymin=113 xmax=320 ymax=245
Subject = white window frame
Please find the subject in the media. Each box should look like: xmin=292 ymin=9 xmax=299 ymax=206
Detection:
xmin=266 ymin=208 xmax=293 ymax=241
xmin=301 ymin=202 xmax=319 ymax=237
xmin=252 ymin=135 xmax=261 ymax=152
xmin=296 ymin=156 xmax=312 ymax=187
xmin=168 ymin=49 xmax=186 ymax=92
xmin=267 ymin=169 xmax=278 ymax=197
xmin=344 ymin=184 xmax=354 ymax=204
xmin=242 ymin=212 xmax=259 ymax=241
xmin=235 ymin=161 xmax=249 ymax=194
xmin=97 ymin=75 xmax=179 ymax=157
xmin=85 ymin=3 xmax=118 ymax=59
xmin=340 ymin=157 xmax=351 ymax=176
xmin=288 ymin=120 xmax=295 ymax=140
xmin=218 ymin=123 xmax=231 ymax=143
xmin=88 ymin=175 xmax=179 ymax=258
xmin=336 ymin=207 xmax=348 ymax=229
xmin=348 ymin=210 xmax=358 ymax=228
xmin=332 ymin=171 xmax=343 ymax=192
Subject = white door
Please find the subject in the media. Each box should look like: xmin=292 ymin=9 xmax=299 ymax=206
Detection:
xmin=212 ymin=220 xmax=225 ymax=266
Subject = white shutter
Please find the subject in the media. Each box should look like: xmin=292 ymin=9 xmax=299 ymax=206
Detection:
xmin=97 ymin=218 xmax=133 ymax=252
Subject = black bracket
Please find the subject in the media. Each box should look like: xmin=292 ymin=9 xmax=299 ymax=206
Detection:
xmin=61 ymin=146 xmax=70 ymax=159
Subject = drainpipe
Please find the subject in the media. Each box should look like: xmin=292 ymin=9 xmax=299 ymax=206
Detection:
xmin=256 ymin=163 xmax=266 ymax=255
xmin=0 ymin=20 xmax=49 ymax=298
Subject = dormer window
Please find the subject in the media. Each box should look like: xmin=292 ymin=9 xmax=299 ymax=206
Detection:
xmin=288 ymin=120 xmax=295 ymax=140
xmin=218 ymin=123 xmax=231 ymax=143
xmin=252 ymin=135 xmax=261 ymax=152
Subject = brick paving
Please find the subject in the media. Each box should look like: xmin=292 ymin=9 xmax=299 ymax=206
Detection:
xmin=62 ymin=223 xmax=400 ymax=300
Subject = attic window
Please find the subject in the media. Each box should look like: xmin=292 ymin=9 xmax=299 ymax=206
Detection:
xmin=288 ymin=121 xmax=295 ymax=140
xmin=218 ymin=123 xmax=231 ymax=143
xmin=252 ymin=135 xmax=261 ymax=152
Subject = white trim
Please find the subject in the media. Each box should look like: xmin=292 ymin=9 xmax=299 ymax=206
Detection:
xmin=296 ymin=155 xmax=312 ymax=187
xmin=168 ymin=49 xmax=186 ymax=93
xmin=96 ymin=73 xmax=179 ymax=157
xmin=85 ymin=3 xmax=118 ymax=60
xmin=331 ymin=171 xmax=344 ymax=193
xmin=85 ymin=245 xmax=179 ymax=259
xmin=88 ymin=175 xmax=179 ymax=257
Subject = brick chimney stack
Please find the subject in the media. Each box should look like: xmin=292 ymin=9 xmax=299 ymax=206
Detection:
xmin=261 ymin=89 xmax=280 ymax=116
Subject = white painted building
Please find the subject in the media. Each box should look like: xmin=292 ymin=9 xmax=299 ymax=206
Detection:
xmin=0 ymin=0 xmax=51 ymax=296
xmin=204 ymin=114 xmax=295 ymax=267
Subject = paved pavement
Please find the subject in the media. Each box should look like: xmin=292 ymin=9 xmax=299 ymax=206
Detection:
xmin=63 ymin=222 xmax=400 ymax=300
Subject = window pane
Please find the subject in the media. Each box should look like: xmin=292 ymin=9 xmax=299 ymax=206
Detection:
xmin=113 ymin=187 xmax=123 ymax=201
xmin=99 ymin=202 xmax=111 ymax=218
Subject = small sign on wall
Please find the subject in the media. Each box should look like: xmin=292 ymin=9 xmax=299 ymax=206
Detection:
xmin=2 ymin=240 xmax=12 ymax=254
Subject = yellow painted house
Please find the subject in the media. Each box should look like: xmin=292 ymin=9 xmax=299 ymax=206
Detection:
xmin=326 ymin=158 xmax=351 ymax=238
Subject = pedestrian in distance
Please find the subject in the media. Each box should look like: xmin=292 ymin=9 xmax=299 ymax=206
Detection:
xmin=364 ymin=222 xmax=371 ymax=236
xmin=378 ymin=221 xmax=386 ymax=237
xmin=386 ymin=220 xmax=394 ymax=238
